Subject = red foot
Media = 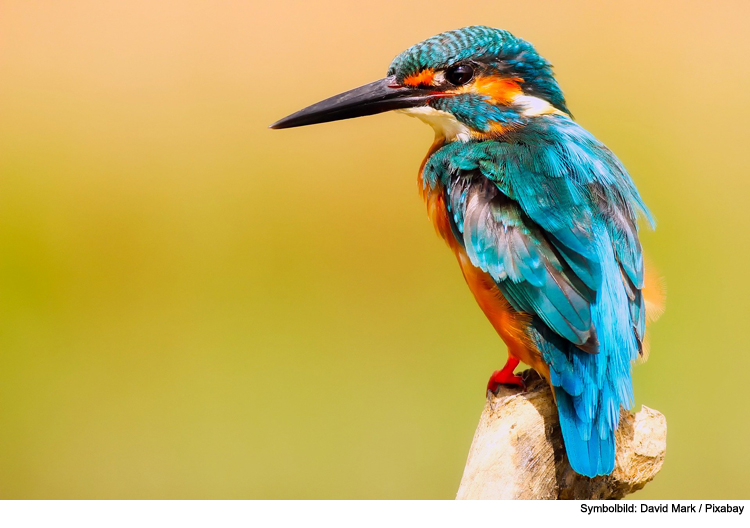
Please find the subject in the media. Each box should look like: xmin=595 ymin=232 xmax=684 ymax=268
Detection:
xmin=487 ymin=357 xmax=525 ymax=394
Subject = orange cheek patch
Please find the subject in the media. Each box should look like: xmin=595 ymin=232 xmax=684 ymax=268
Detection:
xmin=403 ymin=68 xmax=436 ymax=87
xmin=457 ymin=76 xmax=524 ymax=104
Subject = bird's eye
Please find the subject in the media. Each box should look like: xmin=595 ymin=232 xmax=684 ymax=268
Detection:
xmin=445 ymin=64 xmax=474 ymax=86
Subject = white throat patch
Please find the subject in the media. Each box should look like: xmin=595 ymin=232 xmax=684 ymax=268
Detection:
xmin=396 ymin=106 xmax=472 ymax=142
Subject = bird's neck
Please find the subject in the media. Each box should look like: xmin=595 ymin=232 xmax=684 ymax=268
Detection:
xmin=400 ymin=95 xmax=566 ymax=143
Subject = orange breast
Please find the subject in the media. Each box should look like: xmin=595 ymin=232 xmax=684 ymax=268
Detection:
xmin=418 ymin=158 xmax=546 ymax=376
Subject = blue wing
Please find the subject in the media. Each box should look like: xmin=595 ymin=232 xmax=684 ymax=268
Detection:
xmin=445 ymin=173 xmax=598 ymax=352
xmin=424 ymin=115 xmax=653 ymax=477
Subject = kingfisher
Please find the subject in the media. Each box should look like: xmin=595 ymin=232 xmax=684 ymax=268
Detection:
xmin=271 ymin=26 xmax=663 ymax=478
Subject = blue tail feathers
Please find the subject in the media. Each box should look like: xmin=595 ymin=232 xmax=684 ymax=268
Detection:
xmin=555 ymin=386 xmax=616 ymax=477
xmin=529 ymin=224 xmax=639 ymax=478
xmin=532 ymin=323 xmax=624 ymax=477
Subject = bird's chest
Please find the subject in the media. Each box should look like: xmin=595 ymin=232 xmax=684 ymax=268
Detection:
xmin=418 ymin=168 xmax=460 ymax=253
xmin=417 ymin=139 xmax=461 ymax=251
xmin=417 ymin=152 xmax=540 ymax=367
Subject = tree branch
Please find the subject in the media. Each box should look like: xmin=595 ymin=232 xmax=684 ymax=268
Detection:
xmin=456 ymin=370 xmax=666 ymax=500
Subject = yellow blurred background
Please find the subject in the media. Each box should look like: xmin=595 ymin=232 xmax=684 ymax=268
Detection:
xmin=1 ymin=0 xmax=748 ymax=499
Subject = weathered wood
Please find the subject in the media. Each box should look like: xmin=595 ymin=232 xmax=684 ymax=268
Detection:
xmin=456 ymin=370 xmax=666 ymax=500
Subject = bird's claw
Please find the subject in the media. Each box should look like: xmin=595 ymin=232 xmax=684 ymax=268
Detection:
xmin=486 ymin=368 xmax=526 ymax=395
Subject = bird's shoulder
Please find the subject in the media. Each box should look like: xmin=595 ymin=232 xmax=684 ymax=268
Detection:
xmin=421 ymin=115 xmax=653 ymax=349
xmin=422 ymin=115 xmax=653 ymax=284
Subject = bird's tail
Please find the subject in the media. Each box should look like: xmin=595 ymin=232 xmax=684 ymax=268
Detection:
xmin=529 ymin=225 xmax=640 ymax=478
xmin=554 ymin=372 xmax=618 ymax=477
xmin=530 ymin=324 xmax=622 ymax=477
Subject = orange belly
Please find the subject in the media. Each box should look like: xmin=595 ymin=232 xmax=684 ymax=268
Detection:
xmin=419 ymin=170 xmax=549 ymax=379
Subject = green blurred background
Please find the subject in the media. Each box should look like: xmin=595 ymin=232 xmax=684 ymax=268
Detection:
xmin=1 ymin=1 xmax=748 ymax=499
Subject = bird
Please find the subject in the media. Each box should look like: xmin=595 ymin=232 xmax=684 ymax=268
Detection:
xmin=270 ymin=26 xmax=663 ymax=478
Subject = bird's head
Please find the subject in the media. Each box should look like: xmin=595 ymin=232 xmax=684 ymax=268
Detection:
xmin=271 ymin=26 xmax=570 ymax=140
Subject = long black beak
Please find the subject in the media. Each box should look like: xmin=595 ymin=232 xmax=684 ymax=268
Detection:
xmin=269 ymin=76 xmax=435 ymax=129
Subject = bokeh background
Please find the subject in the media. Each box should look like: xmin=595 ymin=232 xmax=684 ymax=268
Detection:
xmin=1 ymin=0 xmax=748 ymax=499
